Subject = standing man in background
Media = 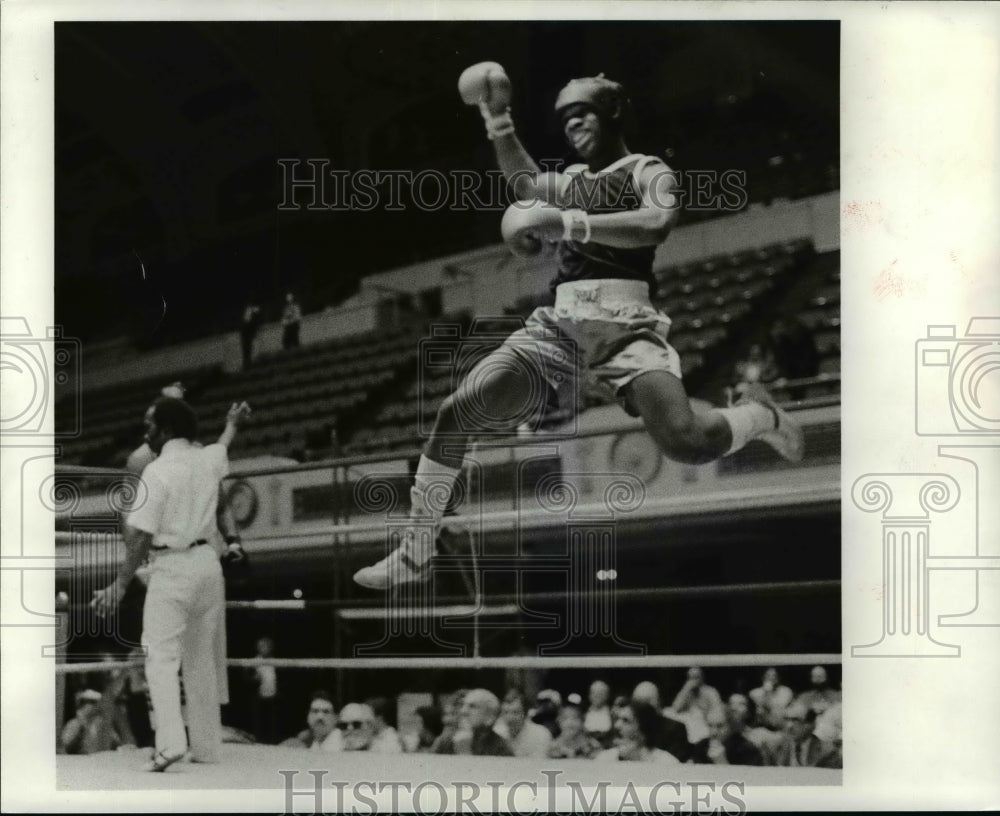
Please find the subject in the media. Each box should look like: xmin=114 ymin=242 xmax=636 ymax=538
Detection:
xmin=92 ymin=397 xmax=250 ymax=771
xmin=281 ymin=292 xmax=302 ymax=350
xmin=250 ymin=636 xmax=279 ymax=744
xmin=240 ymin=300 xmax=263 ymax=369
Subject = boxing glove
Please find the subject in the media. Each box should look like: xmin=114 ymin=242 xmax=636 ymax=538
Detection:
xmin=458 ymin=62 xmax=511 ymax=114
xmin=501 ymin=201 xmax=560 ymax=257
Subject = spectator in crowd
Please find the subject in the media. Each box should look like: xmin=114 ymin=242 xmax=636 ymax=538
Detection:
xmin=795 ymin=665 xmax=841 ymax=718
xmin=249 ymin=636 xmax=279 ymax=744
xmin=597 ymin=701 xmax=680 ymax=764
xmin=497 ymin=689 xmax=552 ymax=758
xmin=583 ymin=680 xmax=614 ymax=747
xmin=92 ymin=652 xmax=137 ymax=749
xmin=632 ymin=680 xmax=692 ymax=762
xmin=749 ymin=667 xmax=794 ymax=731
xmin=280 ymin=690 xmax=342 ymax=752
xmin=240 ymin=300 xmax=263 ymax=369
xmin=434 ymin=689 xmax=512 ymax=757
xmin=429 ymin=689 xmax=467 ymax=754
xmin=690 ymin=705 xmax=764 ymax=766
xmin=530 ymin=689 xmax=563 ymax=739
xmin=412 ymin=705 xmax=444 ymax=753
xmin=547 ymin=704 xmax=602 ymax=759
xmin=281 ymin=292 xmax=302 ymax=350
xmin=769 ymin=316 xmax=820 ymax=399
xmin=727 ymin=692 xmax=778 ymax=754
xmin=813 ymin=700 xmax=843 ymax=767
xmin=669 ymin=667 xmax=723 ymax=745
xmin=60 ymin=690 xmax=127 ymax=755
xmin=365 ymin=697 xmax=404 ymax=753
xmin=336 ymin=703 xmax=383 ymax=752
xmin=503 ymin=645 xmax=544 ymax=705
xmin=733 ymin=343 xmax=779 ymax=395
xmin=764 ymin=701 xmax=841 ymax=768
xmin=328 ymin=418 xmax=342 ymax=458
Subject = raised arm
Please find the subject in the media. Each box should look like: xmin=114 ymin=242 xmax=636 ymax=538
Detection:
xmin=458 ymin=62 xmax=569 ymax=205
xmin=217 ymin=401 xmax=251 ymax=448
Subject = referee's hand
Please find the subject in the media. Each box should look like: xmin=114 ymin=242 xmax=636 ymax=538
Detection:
xmin=221 ymin=541 xmax=251 ymax=580
xmin=227 ymin=401 xmax=252 ymax=426
xmin=91 ymin=579 xmax=126 ymax=618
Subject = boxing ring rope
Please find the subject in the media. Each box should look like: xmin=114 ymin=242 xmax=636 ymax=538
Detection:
xmin=52 ymin=476 xmax=838 ymax=548
xmin=55 ymin=652 xmax=842 ymax=675
xmin=61 ymin=577 xmax=839 ymax=612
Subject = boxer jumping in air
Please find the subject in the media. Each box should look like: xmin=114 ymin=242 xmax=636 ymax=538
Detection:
xmin=354 ymin=63 xmax=803 ymax=590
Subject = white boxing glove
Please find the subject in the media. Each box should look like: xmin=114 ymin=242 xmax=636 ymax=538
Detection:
xmin=501 ymin=201 xmax=561 ymax=257
xmin=458 ymin=62 xmax=514 ymax=140
xmin=458 ymin=61 xmax=511 ymax=111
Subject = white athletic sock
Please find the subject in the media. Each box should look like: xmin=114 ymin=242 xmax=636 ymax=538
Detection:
xmin=717 ymin=403 xmax=777 ymax=455
xmin=405 ymin=457 xmax=461 ymax=562
xmin=411 ymin=455 xmax=461 ymax=522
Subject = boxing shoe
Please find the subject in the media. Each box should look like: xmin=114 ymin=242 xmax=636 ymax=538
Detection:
xmin=738 ymin=383 xmax=805 ymax=462
xmin=142 ymin=748 xmax=186 ymax=772
xmin=352 ymin=528 xmax=435 ymax=590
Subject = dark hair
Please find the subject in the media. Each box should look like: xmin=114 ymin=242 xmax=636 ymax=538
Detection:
xmin=309 ymin=689 xmax=334 ymax=707
xmin=502 ymin=688 xmax=527 ymax=709
xmin=559 ymin=703 xmax=584 ymax=719
xmin=415 ymin=705 xmax=443 ymax=737
xmin=151 ymin=397 xmax=198 ymax=441
xmin=365 ymin=696 xmax=391 ymax=722
xmin=626 ymin=701 xmax=662 ymax=748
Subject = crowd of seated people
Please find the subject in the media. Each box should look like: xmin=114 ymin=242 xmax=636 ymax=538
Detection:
xmin=271 ymin=666 xmax=842 ymax=768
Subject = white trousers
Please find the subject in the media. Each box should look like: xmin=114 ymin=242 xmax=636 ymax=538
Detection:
xmin=143 ymin=544 xmax=225 ymax=761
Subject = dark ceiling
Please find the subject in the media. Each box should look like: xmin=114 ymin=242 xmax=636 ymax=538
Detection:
xmin=55 ymin=20 xmax=838 ymax=345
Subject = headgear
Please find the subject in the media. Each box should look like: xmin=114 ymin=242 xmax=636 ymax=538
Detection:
xmin=554 ymin=74 xmax=628 ymax=122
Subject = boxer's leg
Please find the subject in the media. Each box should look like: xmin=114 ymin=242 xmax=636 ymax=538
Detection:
xmin=354 ymin=334 xmax=561 ymax=590
xmin=608 ymin=338 xmax=803 ymax=464
xmin=626 ymin=369 xmax=733 ymax=464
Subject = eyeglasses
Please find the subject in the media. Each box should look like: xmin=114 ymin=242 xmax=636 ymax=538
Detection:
xmin=337 ymin=721 xmax=370 ymax=730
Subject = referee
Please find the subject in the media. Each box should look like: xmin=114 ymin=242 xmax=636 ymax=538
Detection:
xmin=92 ymin=397 xmax=248 ymax=771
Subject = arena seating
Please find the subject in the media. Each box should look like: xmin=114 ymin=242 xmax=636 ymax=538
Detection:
xmin=770 ymin=250 xmax=841 ymax=402
xmin=207 ymin=325 xmax=425 ymax=460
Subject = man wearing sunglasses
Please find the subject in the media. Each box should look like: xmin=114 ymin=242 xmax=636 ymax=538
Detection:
xmin=335 ymin=703 xmax=377 ymax=752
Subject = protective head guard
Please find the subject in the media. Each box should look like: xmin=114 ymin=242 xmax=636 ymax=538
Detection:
xmin=554 ymin=74 xmax=629 ymax=123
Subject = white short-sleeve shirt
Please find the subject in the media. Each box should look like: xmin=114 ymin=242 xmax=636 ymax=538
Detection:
xmin=127 ymin=439 xmax=229 ymax=549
